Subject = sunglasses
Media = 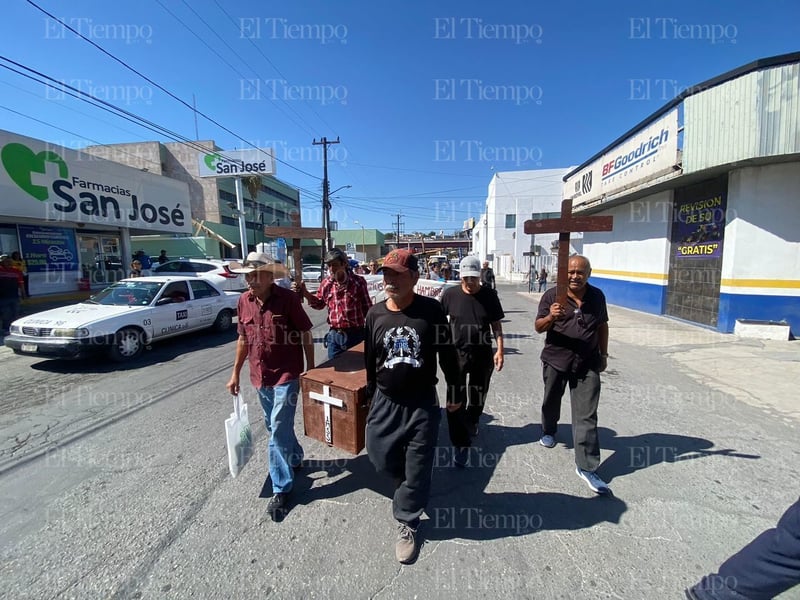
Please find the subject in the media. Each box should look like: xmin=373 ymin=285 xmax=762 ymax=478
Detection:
xmin=573 ymin=307 xmax=586 ymax=328
xmin=242 ymin=259 xmax=268 ymax=268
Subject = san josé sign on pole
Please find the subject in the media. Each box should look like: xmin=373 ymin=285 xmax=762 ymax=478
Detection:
xmin=196 ymin=147 xmax=276 ymax=257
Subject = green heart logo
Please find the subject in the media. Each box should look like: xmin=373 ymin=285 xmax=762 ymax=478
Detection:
xmin=204 ymin=153 xmax=221 ymax=171
xmin=1 ymin=143 xmax=69 ymax=201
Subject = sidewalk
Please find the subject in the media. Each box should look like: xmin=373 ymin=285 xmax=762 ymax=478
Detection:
xmin=520 ymin=289 xmax=800 ymax=423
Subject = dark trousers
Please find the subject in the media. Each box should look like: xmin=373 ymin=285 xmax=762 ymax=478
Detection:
xmin=0 ymin=297 xmax=20 ymax=332
xmin=446 ymin=348 xmax=494 ymax=449
xmin=688 ymin=497 xmax=800 ymax=600
xmin=541 ymin=362 xmax=602 ymax=472
xmin=366 ymin=389 xmax=441 ymax=526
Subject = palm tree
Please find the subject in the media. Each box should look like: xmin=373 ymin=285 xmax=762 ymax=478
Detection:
xmin=243 ymin=176 xmax=262 ymax=250
xmin=244 ymin=175 xmax=261 ymax=204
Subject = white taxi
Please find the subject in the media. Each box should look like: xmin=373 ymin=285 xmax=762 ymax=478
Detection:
xmin=4 ymin=276 xmax=240 ymax=362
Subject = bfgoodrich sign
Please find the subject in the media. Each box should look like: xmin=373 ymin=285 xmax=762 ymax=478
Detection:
xmin=0 ymin=129 xmax=191 ymax=234
xmin=564 ymin=109 xmax=679 ymax=209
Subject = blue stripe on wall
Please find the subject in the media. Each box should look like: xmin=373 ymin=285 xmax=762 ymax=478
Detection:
xmin=719 ymin=293 xmax=800 ymax=336
xmin=589 ymin=277 xmax=666 ymax=315
xmin=591 ymin=277 xmax=799 ymax=336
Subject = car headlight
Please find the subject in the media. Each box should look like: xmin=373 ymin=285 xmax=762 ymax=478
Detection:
xmin=9 ymin=324 xmax=21 ymax=334
xmin=51 ymin=328 xmax=91 ymax=338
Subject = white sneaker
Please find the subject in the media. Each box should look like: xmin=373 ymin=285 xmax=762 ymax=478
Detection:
xmin=576 ymin=467 xmax=610 ymax=494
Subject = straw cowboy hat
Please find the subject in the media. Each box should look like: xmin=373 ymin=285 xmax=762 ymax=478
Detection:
xmin=228 ymin=252 xmax=288 ymax=276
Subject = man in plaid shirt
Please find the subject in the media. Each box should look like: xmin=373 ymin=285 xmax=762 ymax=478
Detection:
xmin=298 ymin=248 xmax=372 ymax=360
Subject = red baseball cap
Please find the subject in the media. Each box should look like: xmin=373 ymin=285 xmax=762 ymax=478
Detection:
xmin=378 ymin=249 xmax=419 ymax=273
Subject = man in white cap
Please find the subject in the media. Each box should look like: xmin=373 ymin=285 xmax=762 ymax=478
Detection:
xmin=441 ymin=255 xmax=505 ymax=465
xmin=226 ymin=252 xmax=315 ymax=520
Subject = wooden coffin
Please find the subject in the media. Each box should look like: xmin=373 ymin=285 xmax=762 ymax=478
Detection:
xmin=300 ymin=342 xmax=368 ymax=455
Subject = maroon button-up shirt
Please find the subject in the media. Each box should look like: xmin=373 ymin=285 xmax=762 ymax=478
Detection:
xmin=237 ymin=284 xmax=313 ymax=388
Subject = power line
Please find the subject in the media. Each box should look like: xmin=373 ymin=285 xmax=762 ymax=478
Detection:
xmin=156 ymin=0 xmax=319 ymax=139
xmin=207 ymin=0 xmax=335 ymax=139
xmin=0 ymin=104 xmax=165 ymax=171
xmin=24 ymin=0 xmax=320 ymax=181
xmin=0 ymin=57 xmax=226 ymax=161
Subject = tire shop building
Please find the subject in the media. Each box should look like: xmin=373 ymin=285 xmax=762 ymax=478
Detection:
xmin=567 ymin=52 xmax=800 ymax=336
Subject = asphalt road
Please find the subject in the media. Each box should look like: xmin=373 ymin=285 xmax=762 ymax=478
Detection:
xmin=0 ymin=284 xmax=798 ymax=599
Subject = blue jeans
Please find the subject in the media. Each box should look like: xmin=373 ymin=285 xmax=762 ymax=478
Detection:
xmin=257 ymin=380 xmax=303 ymax=494
xmin=324 ymin=328 xmax=365 ymax=360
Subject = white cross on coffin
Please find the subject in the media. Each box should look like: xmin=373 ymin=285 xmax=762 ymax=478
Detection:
xmin=308 ymin=385 xmax=344 ymax=444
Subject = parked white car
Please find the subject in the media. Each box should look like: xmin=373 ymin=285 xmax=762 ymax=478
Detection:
xmin=302 ymin=265 xmax=323 ymax=282
xmin=302 ymin=265 xmax=324 ymax=291
xmin=4 ymin=276 xmax=240 ymax=362
xmin=150 ymin=258 xmax=246 ymax=291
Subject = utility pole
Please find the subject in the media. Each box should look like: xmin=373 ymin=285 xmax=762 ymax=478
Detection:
xmin=393 ymin=213 xmax=404 ymax=244
xmin=312 ymin=136 xmax=340 ymax=256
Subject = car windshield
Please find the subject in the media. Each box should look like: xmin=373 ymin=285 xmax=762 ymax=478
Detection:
xmin=86 ymin=281 xmax=164 ymax=306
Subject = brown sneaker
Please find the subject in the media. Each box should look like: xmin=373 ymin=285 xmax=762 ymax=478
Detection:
xmin=395 ymin=522 xmax=418 ymax=564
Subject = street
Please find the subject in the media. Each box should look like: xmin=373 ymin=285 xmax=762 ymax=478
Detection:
xmin=0 ymin=283 xmax=798 ymax=599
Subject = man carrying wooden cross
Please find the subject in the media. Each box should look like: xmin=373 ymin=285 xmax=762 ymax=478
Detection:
xmin=527 ymin=198 xmax=613 ymax=495
xmin=296 ymin=247 xmax=372 ymax=360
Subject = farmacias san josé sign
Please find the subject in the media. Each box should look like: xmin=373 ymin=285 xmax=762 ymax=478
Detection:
xmin=0 ymin=138 xmax=187 ymax=230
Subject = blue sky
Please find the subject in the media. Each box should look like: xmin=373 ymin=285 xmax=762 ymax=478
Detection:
xmin=1 ymin=0 xmax=797 ymax=235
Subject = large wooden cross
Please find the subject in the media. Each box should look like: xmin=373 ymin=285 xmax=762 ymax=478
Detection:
xmin=263 ymin=211 xmax=325 ymax=298
xmin=524 ymin=198 xmax=613 ymax=303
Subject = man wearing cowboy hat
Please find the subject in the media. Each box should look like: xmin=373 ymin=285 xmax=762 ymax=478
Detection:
xmin=226 ymin=252 xmax=315 ymax=520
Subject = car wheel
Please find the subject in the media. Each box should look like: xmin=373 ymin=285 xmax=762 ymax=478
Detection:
xmin=109 ymin=327 xmax=145 ymax=362
xmin=212 ymin=309 xmax=233 ymax=333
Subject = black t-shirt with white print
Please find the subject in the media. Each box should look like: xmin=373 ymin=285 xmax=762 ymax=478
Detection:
xmin=365 ymin=294 xmax=458 ymax=406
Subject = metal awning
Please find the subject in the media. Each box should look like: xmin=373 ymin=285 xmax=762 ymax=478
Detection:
xmin=192 ymin=219 xmax=237 ymax=249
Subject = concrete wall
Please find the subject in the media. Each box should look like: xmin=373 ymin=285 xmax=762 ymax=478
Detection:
xmin=719 ymin=162 xmax=800 ymax=333
xmin=584 ymin=190 xmax=672 ymax=314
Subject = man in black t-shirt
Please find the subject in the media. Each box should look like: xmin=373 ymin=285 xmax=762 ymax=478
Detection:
xmin=534 ymin=255 xmax=611 ymax=495
xmin=441 ymin=256 xmax=505 ymax=464
xmin=365 ymin=249 xmax=459 ymax=564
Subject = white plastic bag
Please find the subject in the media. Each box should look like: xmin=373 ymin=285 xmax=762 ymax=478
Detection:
xmin=225 ymin=393 xmax=253 ymax=477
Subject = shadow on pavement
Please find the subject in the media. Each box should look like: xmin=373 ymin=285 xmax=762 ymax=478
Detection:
xmin=263 ymin=415 xmax=760 ymax=542
xmin=530 ymin=424 xmax=760 ymax=483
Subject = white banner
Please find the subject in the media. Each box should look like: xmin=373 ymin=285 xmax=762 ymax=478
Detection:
xmin=564 ymin=109 xmax=678 ymax=207
xmin=197 ymin=148 xmax=276 ymax=178
xmin=362 ymin=274 xmax=459 ymax=304
xmin=0 ymin=129 xmax=191 ymax=233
